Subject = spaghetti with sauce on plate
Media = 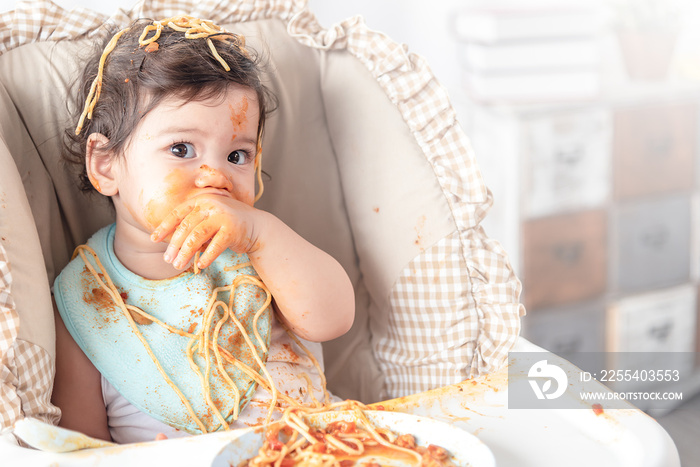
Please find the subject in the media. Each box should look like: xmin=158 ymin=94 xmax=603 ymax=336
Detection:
xmin=241 ymin=401 xmax=457 ymax=467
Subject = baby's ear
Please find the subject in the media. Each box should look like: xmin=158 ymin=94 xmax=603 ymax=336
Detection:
xmin=86 ymin=133 xmax=118 ymax=196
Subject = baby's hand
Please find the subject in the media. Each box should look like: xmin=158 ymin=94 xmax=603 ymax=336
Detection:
xmin=150 ymin=194 xmax=261 ymax=270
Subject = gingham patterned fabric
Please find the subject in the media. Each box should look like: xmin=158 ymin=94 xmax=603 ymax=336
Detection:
xmin=0 ymin=244 xmax=60 ymax=431
xmin=0 ymin=244 xmax=18 ymax=368
xmin=0 ymin=0 xmax=307 ymax=54
xmin=286 ymin=9 xmax=524 ymax=395
xmin=0 ymin=0 xmax=523 ymax=424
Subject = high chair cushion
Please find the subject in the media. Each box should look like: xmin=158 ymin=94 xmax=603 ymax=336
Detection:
xmin=0 ymin=87 xmax=61 ymax=427
xmin=0 ymin=0 xmax=523 ymax=429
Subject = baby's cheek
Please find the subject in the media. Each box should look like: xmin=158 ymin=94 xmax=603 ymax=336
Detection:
xmin=241 ymin=191 xmax=255 ymax=206
xmin=235 ymin=181 xmax=255 ymax=206
xmin=144 ymin=169 xmax=191 ymax=230
xmin=144 ymin=195 xmax=180 ymax=231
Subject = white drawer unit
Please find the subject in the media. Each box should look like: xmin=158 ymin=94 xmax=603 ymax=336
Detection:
xmin=607 ymin=285 xmax=697 ymax=398
xmin=522 ymin=108 xmax=611 ymax=219
xmin=607 ymin=284 xmax=697 ymax=353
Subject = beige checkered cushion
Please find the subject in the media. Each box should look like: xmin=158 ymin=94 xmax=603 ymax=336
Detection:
xmin=0 ymin=246 xmax=18 ymax=369
xmin=0 ymin=245 xmax=60 ymax=430
xmin=0 ymin=0 xmax=523 ymax=428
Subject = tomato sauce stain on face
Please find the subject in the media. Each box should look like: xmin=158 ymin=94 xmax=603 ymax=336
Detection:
xmin=144 ymin=168 xmax=191 ymax=230
xmin=199 ymin=164 xmax=217 ymax=177
xmin=229 ymin=96 xmax=249 ymax=141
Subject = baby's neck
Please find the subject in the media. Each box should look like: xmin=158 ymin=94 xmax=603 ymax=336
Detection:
xmin=112 ymin=221 xmax=188 ymax=280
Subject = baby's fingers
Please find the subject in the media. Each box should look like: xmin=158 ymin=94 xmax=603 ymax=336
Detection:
xmin=172 ymin=222 xmax=221 ymax=269
xmin=196 ymin=230 xmax=231 ymax=270
xmin=150 ymin=199 xmax=197 ymax=243
xmin=163 ymin=210 xmax=209 ymax=266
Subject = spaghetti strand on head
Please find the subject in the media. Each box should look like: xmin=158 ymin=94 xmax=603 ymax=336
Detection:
xmin=75 ymin=27 xmax=130 ymax=136
xmin=74 ymin=17 xmax=251 ymax=135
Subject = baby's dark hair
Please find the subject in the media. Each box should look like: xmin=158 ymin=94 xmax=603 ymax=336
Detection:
xmin=63 ymin=17 xmax=274 ymax=193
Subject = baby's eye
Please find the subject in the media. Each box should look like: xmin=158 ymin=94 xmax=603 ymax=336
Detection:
xmin=227 ymin=150 xmax=248 ymax=165
xmin=170 ymin=142 xmax=196 ymax=158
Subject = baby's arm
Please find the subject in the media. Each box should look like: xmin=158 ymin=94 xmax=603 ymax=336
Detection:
xmin=245 ymin=211 xmax=355 ymax=342
xmin=151 ymin=195 xmax=355 ymax=342
xmin=52 ymin=302 xmax=111 ymax=441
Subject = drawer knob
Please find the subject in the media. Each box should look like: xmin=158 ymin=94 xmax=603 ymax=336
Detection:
xmin=639 ymin=224 xmax=669 ymax=250
xmin=556 ymin=146 xmax=584 ymax=165
xmin=552 ymin=243 xmax=583 ymax=264
xmin=648 ymin=322 xmax=673 ymax=342
xmin=645 ymin=136 xmax=673 ymax=158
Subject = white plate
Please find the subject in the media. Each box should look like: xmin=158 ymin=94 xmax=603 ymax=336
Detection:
xmin=211 ymin=410 xmax=495 ymax=466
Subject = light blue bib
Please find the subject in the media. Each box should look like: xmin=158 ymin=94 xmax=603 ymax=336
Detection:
xmin=54 ymin=224 xmax=272 ymax=434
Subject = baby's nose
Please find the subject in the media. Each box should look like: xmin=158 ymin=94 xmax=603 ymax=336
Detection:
xmin=195 ymin=164 xmax=233 ymax=191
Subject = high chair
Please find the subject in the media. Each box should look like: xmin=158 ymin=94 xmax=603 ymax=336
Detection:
xmin=0 ymin=1 xmax=679 ymax=466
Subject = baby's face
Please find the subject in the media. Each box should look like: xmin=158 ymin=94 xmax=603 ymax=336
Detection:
xmin=112 ymin=86 xmax=260 ymax=234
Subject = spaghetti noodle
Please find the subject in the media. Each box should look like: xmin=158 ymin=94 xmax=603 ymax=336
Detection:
xmin=74 ymin=244 xmax=291 ymax=431
xmin=75 ymin=16 xmax=247 ymax=136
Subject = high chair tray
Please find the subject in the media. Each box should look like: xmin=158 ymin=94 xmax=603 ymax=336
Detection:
xmin=378 ymin=338 xmax=680 ymax=467
xmin=3 ymin=339 xmax=679 ymax=466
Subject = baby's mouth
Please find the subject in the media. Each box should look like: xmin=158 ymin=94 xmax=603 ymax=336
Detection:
xmin=193 ymin=188 xmax=233 ymax=198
